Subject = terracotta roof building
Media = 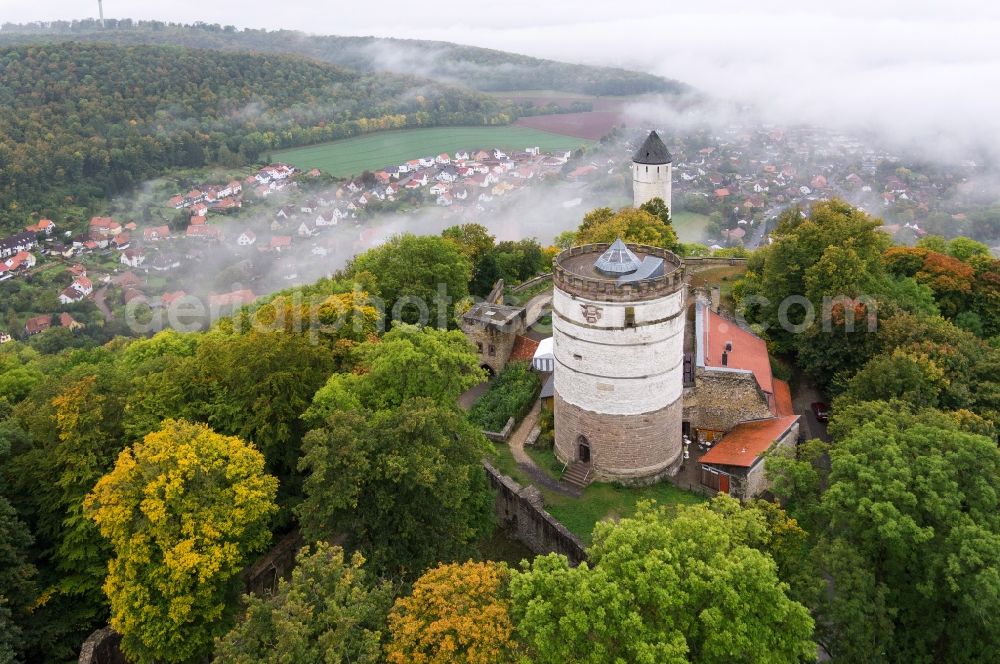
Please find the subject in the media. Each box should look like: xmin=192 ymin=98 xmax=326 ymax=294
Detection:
xmin=699 ymin=416 xmax=800 ymax=499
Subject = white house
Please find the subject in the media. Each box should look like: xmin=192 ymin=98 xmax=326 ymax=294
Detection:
xmin=120 ymin=249 xmax=146 ymax=268
xmin=237 ymin=231 xmax=257 ymax=246
xmin=315 ymin=211 xmax=338 ymax=228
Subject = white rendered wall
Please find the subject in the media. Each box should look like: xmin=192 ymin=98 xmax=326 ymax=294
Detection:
xmin=552 ymin=286 xmax=685 ymax=415
xmin=633 ymin=162 xmax=672 ymax=211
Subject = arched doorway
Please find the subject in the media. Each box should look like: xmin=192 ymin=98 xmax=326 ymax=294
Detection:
xmin=577 ymin=435 xmax=591 ymax=463
xmin=480 ymin=363 xmax=496 ymax=378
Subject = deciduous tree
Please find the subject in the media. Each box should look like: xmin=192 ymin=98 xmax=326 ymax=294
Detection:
xmin=510 ymin=498 xmax=815 ymax=664
xmin=296 ymin=398 xmax=493 ymax=577
xmin=387 ymin=561 xmax=516 ymax=664
xmin=85 ymin=420 xmax=278 ymax=664
xmin=213 ymin=542 xmax=392 ymax=664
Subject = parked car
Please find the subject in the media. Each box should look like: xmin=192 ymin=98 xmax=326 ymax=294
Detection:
xmin=811 ymin=402 xmax=830 ymax=422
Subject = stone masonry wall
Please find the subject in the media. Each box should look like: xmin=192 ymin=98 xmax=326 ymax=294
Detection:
xmin=460 ymin=322 xmax=520 ymax=374
xmin=554 ymin=393 xmax=683 ymax=484
xmin=688 ymin=369 xmax=772 ymax=434
xmin=484 ymin=461 xmax=586 ymax=565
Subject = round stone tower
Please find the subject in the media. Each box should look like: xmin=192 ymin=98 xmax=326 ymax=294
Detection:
xmin=632 ymin=130 xmax=673 ymax=211
xmin=552 ymin=239 xmax=686 ymax=483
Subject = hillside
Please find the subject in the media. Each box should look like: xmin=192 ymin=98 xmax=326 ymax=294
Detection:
xmin=0 ymin=41 xmax=510 ymax=231
xmin=0 ymin=20 xmax=689 ymax=96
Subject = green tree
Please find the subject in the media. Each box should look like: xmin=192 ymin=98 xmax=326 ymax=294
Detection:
xmin=510 ymin=498 xmax=815 ymax=664
xmin=296 ymin=398 xmax=493 ymax=577
xmin=768 ymin=402 xmax=1000 ymax=662
xmin=737 ymin=200 xmax=891 ymax=385
xmin=85 ymin=420 xmax=279 ymax=664
xmin=348 ymin=234 xmax=471 ymax=325
xmin=213 ymin=542 xmax=393 ymax=664
xmin=305 ymin=324 xmax=483 ymax=422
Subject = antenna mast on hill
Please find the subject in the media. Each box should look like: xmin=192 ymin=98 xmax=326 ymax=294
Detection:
xmin=97 ymin=0 xmax=105 ymax=28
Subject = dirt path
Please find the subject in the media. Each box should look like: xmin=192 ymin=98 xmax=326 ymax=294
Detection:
xmin=507 ymin=399 xmax=581 ymax=497
xmin=524 ymin=291 xmax=553 ymax=328
xmin=93 ymin=286 xmax=114 ymax=321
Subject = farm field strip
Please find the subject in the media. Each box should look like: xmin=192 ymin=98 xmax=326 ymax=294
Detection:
xmin=271 ymin=126 xmax=594 ymax=177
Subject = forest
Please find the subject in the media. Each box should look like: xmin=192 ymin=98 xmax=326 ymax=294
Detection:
xmin=0 ymin=20 xmax=687 ymax=97
xmin=0 ymin=42 xmax=512 ymax=232
xmin=1 ymin=207 xmax=997 ymax=663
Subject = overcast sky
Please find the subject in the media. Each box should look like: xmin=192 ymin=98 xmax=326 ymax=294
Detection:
xmin=4 ymin=1 xmax=999 ymax=162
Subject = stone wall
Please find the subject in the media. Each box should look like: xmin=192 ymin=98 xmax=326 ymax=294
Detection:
xmin=687 ymin=368 xmax=772 ymax=434
xmin=78 ymin=628 xmax=127 ymax=664
xmin=484 ymin=461 xmax=586 ymax=565
xmin=460 ymin=318 xmax=523 ymax=375
xmin=554 ymin=393 xmax=683 ymax=484
xmin=511 ymin=273 xmax=552 ymax=294
xmin=482 ymin=417 xmax=516 ymax=443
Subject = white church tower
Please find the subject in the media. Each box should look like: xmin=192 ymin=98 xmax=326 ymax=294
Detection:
xmin=632 ymin=130 xmax=672 ymax=213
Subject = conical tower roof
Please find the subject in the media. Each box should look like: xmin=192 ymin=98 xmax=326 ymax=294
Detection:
xmin=594 ymin=238 xmax=642 ymax=275
xmin=632 ymin=130 xmax=672 ymax=164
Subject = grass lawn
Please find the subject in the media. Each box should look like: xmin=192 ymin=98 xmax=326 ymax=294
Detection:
xmin=688 ymin=264 xmax=748 ymax=311
xmin=271 ymin=126 xmax=594 ymax=178
xmin=490 ymin=443 xmax=705 ymax=545
xmin=672 ymin=210 xmax=711 ymax=244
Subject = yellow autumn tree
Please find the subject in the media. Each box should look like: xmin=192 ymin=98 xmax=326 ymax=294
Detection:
xmin=575 ymin=205 xmax=679 ymax=250
xmin=386 ymin=561 xmax=517 ymax=664
xmin=85 ymin=419 xmax=278 ymax=664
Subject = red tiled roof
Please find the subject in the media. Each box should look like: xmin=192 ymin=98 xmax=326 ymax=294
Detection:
xmin=772 ymin=379 xmax=794 ymax=417
xmin=509 ymin=335 xmax=540 ymax=362
xmin=700 ymin=416 xmax=799 ymax=467
xmin=25 ymin=315 xmax=52 ymax=334
xmin=703 ymin=307 xmax=773 ymax=395
xmin=161 ymin=291 xmax=187 ymax=306
xmin=208 ymin=289 xmax=256 ymax=308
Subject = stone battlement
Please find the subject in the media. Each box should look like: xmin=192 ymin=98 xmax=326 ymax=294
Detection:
xmin=554 ymin=243 xmax=685 ymax=302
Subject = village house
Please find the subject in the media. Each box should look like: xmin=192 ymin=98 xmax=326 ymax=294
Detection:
xmin=1 ymin=232 xmax=39 ymax=259
xmin=208 ymin=289 xmax=257 ymax=311
xmin=59 ymin=313 xmax=84 ymax=331
xmin=269 ymin=235 xmax=292 ymax=252
xmin=24 ymin=315 xmax=52 ymax=336
xmin=144 ymin=226 xmax=171 ymax=242
xmin=186 ymin=225 xmax=222 ymax=241
xmin=120 ymin=248 xmax=146 ymax=268
xmin=25 ymin=219 xmax=56 ymax=235
xmin=0 ymin=331 xmax=11 ymax=344
xmin=237 ymin=230 xmax=257 ymax=246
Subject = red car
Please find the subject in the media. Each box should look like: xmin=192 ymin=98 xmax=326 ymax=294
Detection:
xmin=811 ymin=402 xmax=830 ymax=422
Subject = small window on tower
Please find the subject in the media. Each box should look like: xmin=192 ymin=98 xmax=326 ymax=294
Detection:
xmin=488 ymin=344 xmax=496 ymax=356
xmin=645 ymin=166 xmax=649 ymax=173
xmin=625 ymin=306 xmax=636 ymax=328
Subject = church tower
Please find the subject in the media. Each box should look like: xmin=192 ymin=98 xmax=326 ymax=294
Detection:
xmin=632 ymin=130 xmax=672 ymax=212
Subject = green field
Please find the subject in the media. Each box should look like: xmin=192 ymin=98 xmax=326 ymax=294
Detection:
xmin=270 ymin=126 xmax=594 ymax=178
xmin=672 ymin=211 xmax=711 ymax=244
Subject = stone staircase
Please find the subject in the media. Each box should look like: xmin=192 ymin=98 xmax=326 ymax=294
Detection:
xmin=562 ymin=461 xmax=593 ymax=489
